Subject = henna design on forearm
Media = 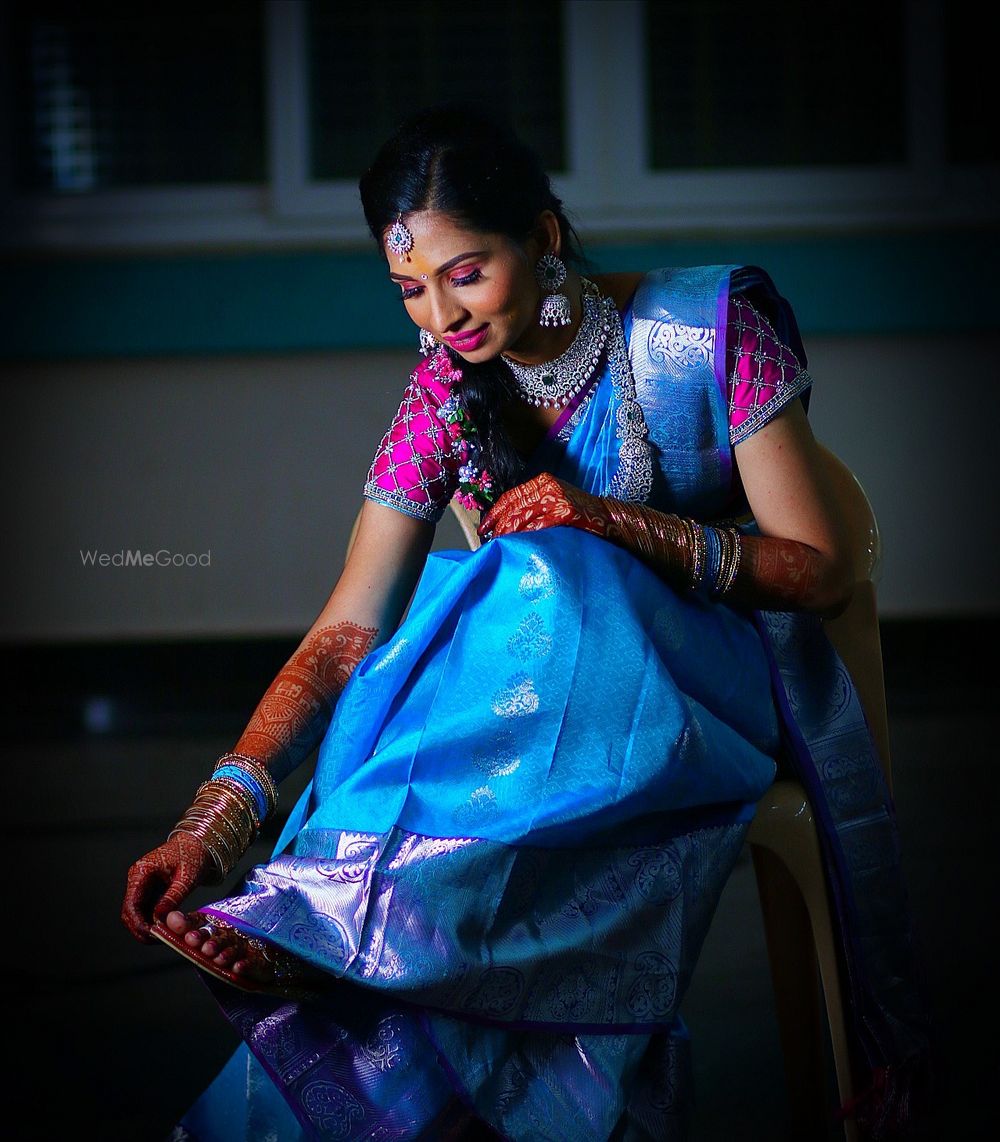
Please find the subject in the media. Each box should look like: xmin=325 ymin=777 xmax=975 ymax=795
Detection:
xmin=726 ymin=536 xmax=825 ymax=610
xmin=232 ymin=620 xmax=379 ymax=783
xmin=480 ymin=471 xmax=842 ymax=613
xmin=604 ymin=508 xmax=839 ymax=611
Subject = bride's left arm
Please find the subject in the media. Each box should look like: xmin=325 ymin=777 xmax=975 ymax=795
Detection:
xmin=724 ymin=398 xmax=853 ymax=614
xmin=478 ymin=400 xmax=853 ymax=615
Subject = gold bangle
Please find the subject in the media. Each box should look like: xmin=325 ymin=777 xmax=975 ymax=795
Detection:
xmin=209 ymin=775 xmax=262 ymax=826
xmin=192 ymin=796 xmax=257 ymax=854
xmin=183 ymin=804 xmax=246 ymax=858
xmin=177 ymin=806 xmax=242 ymax=862
xmin=214 ymin=752 xmax=278 ymax=814
xmin=187 ymin=784 xmax=259 ymax=852
xmin=716 ymin=527 xmax=742 ymax=596
xmin=168 ymin=825 xmax=227 ymax=882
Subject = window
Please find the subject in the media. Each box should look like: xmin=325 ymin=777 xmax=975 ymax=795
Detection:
xmin=7 ymin=0 xmax=265 ymax=192
xmin=645 ymin=2 xmax=906 ymax=170
xmin=1 ymin=0 xmax=994 ymax=251
xmin=307 ymin=0 xmax=564 ymax=179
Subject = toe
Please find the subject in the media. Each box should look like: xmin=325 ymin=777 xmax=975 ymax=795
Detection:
xmin=165 ymin=910 xmax=192 ymax=934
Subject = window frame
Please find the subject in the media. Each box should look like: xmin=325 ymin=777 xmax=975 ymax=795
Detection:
xmin=0 ymin=0 xmax=995 ymax=253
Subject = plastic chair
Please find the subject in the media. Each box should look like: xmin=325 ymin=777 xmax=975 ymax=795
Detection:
xmin=748 ymin=445 xmax=889 ymax=1142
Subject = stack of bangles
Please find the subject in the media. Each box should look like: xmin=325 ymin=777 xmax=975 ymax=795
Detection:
xmin=601 ymin=499 xmax=742 ymax=598
xmin=168 ymin=751 xmax=279 ymax=883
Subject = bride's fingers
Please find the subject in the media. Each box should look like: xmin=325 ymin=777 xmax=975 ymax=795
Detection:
xmin=153 ymin=871 xmax=198 ymax=922
xmin=122 ymin=859 xmax=170 ymax=942
xmin=121 ymin=890 xmax=155 ymax=943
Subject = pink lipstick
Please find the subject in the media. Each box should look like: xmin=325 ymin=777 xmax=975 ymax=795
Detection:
xmin=443 ymin=324 xmax=489 ymax=352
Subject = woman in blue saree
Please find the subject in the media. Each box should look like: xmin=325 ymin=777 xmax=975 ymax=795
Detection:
xmin=122 ymin=107 xmax=931 ymax=1140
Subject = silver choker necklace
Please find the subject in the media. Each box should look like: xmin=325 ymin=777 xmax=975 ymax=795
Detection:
xmin=502 ymin=279 xmax=613 ymax=409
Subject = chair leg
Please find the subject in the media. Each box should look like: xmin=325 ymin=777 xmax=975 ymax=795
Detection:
xmin=752 ymin=843 xmax=830 ymax=1139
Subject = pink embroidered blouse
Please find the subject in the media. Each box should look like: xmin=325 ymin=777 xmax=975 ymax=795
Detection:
xmin=364 ymin=295 xmax=810 ymax=523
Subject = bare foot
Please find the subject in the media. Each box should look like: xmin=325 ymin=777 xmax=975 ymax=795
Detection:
xmin=161 ymin=910 xmax=310 ymax=990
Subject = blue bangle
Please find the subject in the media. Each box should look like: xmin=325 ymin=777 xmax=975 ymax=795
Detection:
xmin=213 ymin=764 xmax=268 ymax=822
xmin=701 ymin=526 xmax=722 ymax=598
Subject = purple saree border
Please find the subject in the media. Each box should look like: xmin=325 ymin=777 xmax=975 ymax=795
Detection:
xmin=751 ymin=613 xmax=874 ymax=1064
xmin=544 ymin=374 xmax=593 ymax=442
xmin=713 ymin=271 xmax=735 ymax=495
xmin=198 ymin=973 xmax=326 ymax=1142
xmin=751 ymin=608 xmax=935 ymax=1097
xmin=416 ymin=1010 xmax=516 ymax=1142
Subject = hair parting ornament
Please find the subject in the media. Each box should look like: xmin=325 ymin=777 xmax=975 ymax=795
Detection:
xmin=385 ymin=213 xmax=414 ymax=262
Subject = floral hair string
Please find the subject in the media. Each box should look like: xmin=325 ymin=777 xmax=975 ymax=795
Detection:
xmin=429 ymin=346 xmax=496 ymax=512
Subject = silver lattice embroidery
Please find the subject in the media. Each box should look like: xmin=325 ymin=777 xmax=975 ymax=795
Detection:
xmin=727 ymin=296 xmax=812 ymax=446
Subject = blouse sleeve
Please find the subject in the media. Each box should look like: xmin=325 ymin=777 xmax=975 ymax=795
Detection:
xmin=726 ymin=294 xmax=813 ymax=446
xmin=362 ymin=372 xmax=461 ymax=524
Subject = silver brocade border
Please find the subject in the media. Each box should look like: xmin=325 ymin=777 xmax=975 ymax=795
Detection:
xmin=604 ymin=299 xmax=653 ymax=504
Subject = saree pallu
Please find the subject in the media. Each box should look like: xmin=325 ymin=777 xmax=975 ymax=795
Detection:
xmin=172 ymin=267 xmax=932 ymax=1141
xmin=178 ymin=525 xmax=779 ymax=1141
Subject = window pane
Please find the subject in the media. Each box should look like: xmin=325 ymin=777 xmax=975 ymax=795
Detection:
xmin=944 ymin=0 xmax=1000 ymax=163
xmin=645 ymin=0 xmax=906 ymax=169
xmin=307 ymin=0 xmax=565 ymax=179
xmin=6 ymin=0 xmax=265 ymax=193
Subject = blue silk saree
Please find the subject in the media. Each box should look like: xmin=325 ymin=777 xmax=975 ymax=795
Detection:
xmin=172 ymin=267 xmax=932 ymax=1141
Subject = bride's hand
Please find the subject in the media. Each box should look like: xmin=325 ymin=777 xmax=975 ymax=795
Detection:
xmin=122 ymin=833 xmax=215 ymax=944
xmin=478 ymin=472 xmax=610 ymax=541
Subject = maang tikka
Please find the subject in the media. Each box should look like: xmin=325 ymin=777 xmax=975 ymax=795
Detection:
xmin=535 ymin=252 xmax=572 ymax=327
xmin=386 ymin=213 xmax=414 ymax=263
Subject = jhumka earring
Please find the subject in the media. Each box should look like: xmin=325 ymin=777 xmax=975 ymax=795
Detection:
xmin=386 ymin=213 xmax=414 ymax=263
xmin=419 ymin=328 xmax=437 ymax=355
xmin=535 ymin=253 xmax=572 ymax=327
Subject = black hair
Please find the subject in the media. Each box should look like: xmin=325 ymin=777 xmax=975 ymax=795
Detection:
xmin=359 ymin=102 xmax=586 ymax=499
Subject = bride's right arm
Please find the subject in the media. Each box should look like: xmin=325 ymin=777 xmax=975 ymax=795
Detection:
xmin=121 ymin=501 xmax=433 ymax=941
xmin=230 ymin=499 xmax=434 ymax=787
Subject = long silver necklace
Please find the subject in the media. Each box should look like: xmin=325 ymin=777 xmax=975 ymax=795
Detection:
xmin=501 ymin=278 xmax=613 ymax=409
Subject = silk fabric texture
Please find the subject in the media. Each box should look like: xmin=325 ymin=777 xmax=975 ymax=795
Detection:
xmin=174 ymin=267 xmax=828 ymax=1141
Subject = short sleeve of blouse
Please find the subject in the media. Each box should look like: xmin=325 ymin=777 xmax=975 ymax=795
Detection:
xmin=362 ymin=370 xmax=461 ymax=524
xmin=726 ymin=295 xmax=813 ymax=445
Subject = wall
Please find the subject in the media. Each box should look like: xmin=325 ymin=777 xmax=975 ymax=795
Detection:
xmin=2 ymin=326 xmax=993 ymax=642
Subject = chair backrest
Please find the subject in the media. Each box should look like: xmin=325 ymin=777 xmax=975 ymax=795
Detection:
xmin=814 ymin=445 xmax=892 ymax=788
xmin=450 ymin=501 xmax=482 ymax=552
